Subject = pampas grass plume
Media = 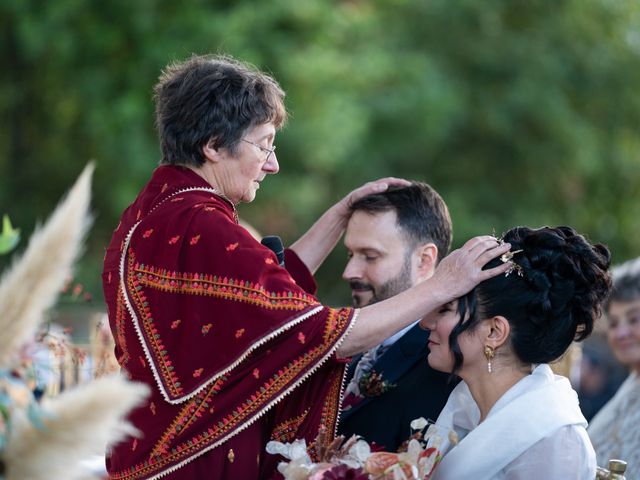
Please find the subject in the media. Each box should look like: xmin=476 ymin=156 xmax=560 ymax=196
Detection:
xmin=0 ymin=164 xmax=94 ymax=367
xmin=4 ymin=374 xmax=149 ymax=480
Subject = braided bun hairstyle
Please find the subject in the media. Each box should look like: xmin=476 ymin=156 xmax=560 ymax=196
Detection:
xmin=449 ymin=226 xmax=611 ymax=373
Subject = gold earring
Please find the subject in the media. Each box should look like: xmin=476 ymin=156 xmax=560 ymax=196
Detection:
xmin=484 ymin=345 xmax=495 ymax=373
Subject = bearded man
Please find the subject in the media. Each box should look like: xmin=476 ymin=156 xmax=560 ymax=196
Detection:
xmin=339 ymin=182 xmax=457 ymax=450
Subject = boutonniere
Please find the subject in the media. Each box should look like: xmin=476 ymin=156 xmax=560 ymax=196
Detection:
xmin=358 ymin=369 xmax=396 ymax=398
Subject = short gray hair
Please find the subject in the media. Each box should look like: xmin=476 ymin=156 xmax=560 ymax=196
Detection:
xmin=606 ymin=257 xmax=640 ymax=311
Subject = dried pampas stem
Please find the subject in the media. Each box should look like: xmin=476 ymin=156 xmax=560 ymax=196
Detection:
xmin=0 ymin=164 xmax=94 ymax=367
xmin=4 ymin=374 xmax=149 ymax=480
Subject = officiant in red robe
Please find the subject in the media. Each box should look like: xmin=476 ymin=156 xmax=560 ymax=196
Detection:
xmin=102 ymin=54 xmax=512 ymax=479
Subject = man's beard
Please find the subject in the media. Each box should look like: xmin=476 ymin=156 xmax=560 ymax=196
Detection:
xmin=350 ymin=252 xmax=414 ymax=307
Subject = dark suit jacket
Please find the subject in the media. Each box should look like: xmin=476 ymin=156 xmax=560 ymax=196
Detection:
xmin=338 ymin=323 xmax=457 ymax=451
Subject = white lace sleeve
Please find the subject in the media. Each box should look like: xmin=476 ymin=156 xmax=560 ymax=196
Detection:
xmin=499 ymin=425 xmax=596 ymax=480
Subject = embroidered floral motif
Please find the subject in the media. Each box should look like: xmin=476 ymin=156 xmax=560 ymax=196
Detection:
xmin=271 ymin=409 xmax=310 ymax=443
xmin=235 ymin=328 xmax=245 ymax=339
xmin=193 ymin=368 xmax=204 ymax=378
xmin=150 ymin=402 xmax=157 ymax=416
xmin=190 ymin=234 xmax=200 ymax=245
xmin=323 ymin=308 xmax=351 ymax=343
xmin=298 ymin=332 xmax=306 ymax=344
xmin=128 ymin=252 xmax=183 ymax=397
xmin=226 ymin=242 xmax=239 ymax=252
xmin=150 ymin=377 xmax=227 ymax=458
xmin=110 ymin=308 xmax=353 ymax=480
xmin=168 ymin=235 xmax=180 ymax=245
xmin=134 ymin=264 xmax=320 ymax=311
xmin=322 ymin=370 xmax=343 ymax=429
xmin=253 ymin=368 xmax=260 ymax=379
xmin=309 ymin=369 xmax=344 ymax=461
xmin=201 ymin=323 xmax=213 ymax=335
xmin=143 ymin=229 xmax=154 ymax=238
xmin=114 ymin=289 xmax=130 ymax=365
xmin=265 ymin=257 xmax=275 ymax=265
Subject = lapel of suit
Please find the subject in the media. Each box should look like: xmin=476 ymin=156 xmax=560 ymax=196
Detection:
xmin=341 ymin=324 xmax=430 ymax=419
xmin=373 ymin=323 xmax=430 ymax=385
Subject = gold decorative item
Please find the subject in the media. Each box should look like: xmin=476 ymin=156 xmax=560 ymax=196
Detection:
xmin=596 ymin=459 xmax=627 ymax=479
xmin=484 ymin=345 xmax=495 ymax=373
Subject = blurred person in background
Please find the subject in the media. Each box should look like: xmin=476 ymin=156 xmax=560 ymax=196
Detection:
xmin=101 ymin=54 xmax=511 ymax=479
xmin=339 ymin=182 xmax=457 ymax=450
xmin=588 ymin=257 xmax=640 ymax=478
xmin=577 ymin=334 xmax=627 ymax=421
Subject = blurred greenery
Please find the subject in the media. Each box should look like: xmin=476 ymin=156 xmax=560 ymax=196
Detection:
xmin=0 ymin=215 xmax=20 ymax=255
xmin=1 ymin=0 xmax=640 ymax=306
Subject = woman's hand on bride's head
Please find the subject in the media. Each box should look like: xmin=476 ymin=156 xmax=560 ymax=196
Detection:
xmin=431 ymin=236 xmax=513 ymax=302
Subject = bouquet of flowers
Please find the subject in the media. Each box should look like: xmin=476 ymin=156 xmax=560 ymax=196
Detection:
xmin=266 ymin=418 xmax=456 ymax=480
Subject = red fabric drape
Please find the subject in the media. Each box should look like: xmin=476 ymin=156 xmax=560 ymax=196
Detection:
xmin=102 ymin=166 xmax=356 ymax=479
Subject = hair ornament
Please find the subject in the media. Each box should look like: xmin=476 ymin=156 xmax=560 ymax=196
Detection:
xmin=500 ymin=249 xmax=524 ymax=277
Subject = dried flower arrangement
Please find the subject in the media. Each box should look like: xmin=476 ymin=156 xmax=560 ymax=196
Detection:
xmin=267 ymin=417 xmax=456 ymax=480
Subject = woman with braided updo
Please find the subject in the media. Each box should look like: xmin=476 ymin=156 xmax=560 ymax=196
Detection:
xmin=421 ymin=226 xmax=611 ymax=480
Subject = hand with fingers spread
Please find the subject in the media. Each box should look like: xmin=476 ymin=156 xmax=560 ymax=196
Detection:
xmin=291 ymin=177 xmax=411 ymax=273
xmin=334 ymin=177 xmax=412 ymax=223
xmin=429 ymin=235 xmax=513 ymax=304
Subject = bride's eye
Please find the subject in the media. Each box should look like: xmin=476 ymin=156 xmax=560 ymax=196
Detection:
xmin=438 ymin=302 xmax=455 ymax=315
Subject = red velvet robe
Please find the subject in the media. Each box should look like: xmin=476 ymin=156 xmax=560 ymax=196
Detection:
xmin=102 ymin=166 xmax=356 ymax=479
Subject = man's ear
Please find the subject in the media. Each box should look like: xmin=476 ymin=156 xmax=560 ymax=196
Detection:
xmin=415 ymin=243 xmax=438 ymax=282
xmin=486 ymin=315 xmax=511 ymax=349
xmin=202 ymin=138 xmax=223 ymax=163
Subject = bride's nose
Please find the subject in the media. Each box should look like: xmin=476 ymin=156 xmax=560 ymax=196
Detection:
xmin=419 ymin=315 xmax=435 ymax=330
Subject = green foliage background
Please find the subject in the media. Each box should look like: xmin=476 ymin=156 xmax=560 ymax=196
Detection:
xmin=2 ymin=0 xmax=640 ymax=305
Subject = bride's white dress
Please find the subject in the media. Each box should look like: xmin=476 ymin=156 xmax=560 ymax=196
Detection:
xmin=431 ymin=364 xmax=595 ymax=480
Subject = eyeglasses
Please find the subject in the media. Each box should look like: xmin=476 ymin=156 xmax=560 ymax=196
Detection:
xmin=241 ymin=139 xmax=277 ymax=161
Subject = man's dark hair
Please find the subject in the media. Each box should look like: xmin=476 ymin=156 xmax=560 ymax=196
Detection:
xmin=348 ymin=182 xmax=452 ymax=263
xmin=153 ymin=54 xmax=287 ymax=167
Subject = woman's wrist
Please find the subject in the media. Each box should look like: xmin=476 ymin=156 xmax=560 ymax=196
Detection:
xmin=419 ymin=276 xmax=453 ymax=309
xmin=329 ymin=199 xmax=350 ymax=229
